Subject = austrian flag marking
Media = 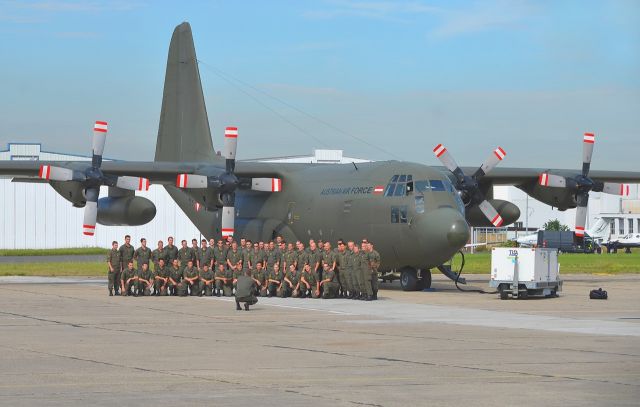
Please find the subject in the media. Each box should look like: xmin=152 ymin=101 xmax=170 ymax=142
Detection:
xmin=94 ymin=121 xmax=108 ymax=133
xmin=583 ymin=132 xmax=595 ymax=144
xmin=373 ymin=185 xmax=384 ymax=195
xmin=433 ymin=144 xmax=447 ymax=158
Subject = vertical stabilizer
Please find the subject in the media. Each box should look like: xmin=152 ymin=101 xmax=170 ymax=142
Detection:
xmin=155 ymin=22 xmax=216 ymax=162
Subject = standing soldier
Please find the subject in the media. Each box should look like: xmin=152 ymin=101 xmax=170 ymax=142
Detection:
xmin=295 ymin=241 xmax=309 ymax=272
xmin=118 ymin=235 xmax=135 ymax=292
xmin=251 ymin=262 xmax=268 ymax=297
xmin=182 ymin=259 xmax=199 ymax=296
xmin=300 ymin=263 xmax=320 ymax=298
xmin=282 ymin=242 xmax=297 ymax=273
xmin=307 ymin=240 xmax=323 ymax=282
xmin=267 ymin=262 xmax=284 ymax=297
xmin=167 ymin=259 xmax=183 ymax=296
xmin=120 ymin=260 xmax=138 ymax=297
xmin=137 ymin=263 xmax=153 ymax=296
xmin=190 ymin=239 xmax=200 ymax=268
xmin=213 ymin=239 xmax=227 ymax=271
xmin=319 ymin=262 xmax=339 ymax=299
xmin=134 ymin=238 xmax=152 ymax=271
xmin=265 ymin=241 xmax=280 ymax=272
xmin=165 ymin=236 xmax=179 ymax=264
xmin=226 ymin=242 xmax=243 ymax=270
xmin=153 ymin=258 xmax=169 ymax=296
xmin=321 ymin=242 xmax=338 ymax=294
xmin=356 ymin=243 xmax=373 ymax=301
xmin=367 ymin=242 xmax=381 ymax=300
xmin=106 ymin=241 xmax=122 ymax=296
xmin=178 ymin=240 xmax=194 ymax=271
xmin=351 ymin=245 xmax=364 ymax=300
xmin=199 ymin=239 xmax=213 ymax=270
xmin=336 ymin=241 xmax=352 ymax=298
xmin=151 ymin=240 xmax=168 ymax=274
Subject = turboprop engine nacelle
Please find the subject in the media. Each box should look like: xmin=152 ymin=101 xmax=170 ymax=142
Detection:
xmin=465 ymin=199 xmax=520 ymax=227
xmin=97 ymin=196 xmax=156 ymax=226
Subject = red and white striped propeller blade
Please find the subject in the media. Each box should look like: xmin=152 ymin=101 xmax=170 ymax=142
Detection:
xmin=176 ymin=174 xmax=208 ymax=189
xmin=432 ymin=144 xmax=460 ymax=173
xmin=116 ymin=176 xmax=150 ymax=191
xmin=478 ymin=147 xmax=506 ymax=176
xmin=223 ymin=127 xmax=238 ymax=161
xmin=478 ymin=200 xmax=504 ymax=227
xmin=83 ymin=201 xmax=98 ymax=236
xmin=251 ymin=178 xmax=282 ymax=192
xmin=38 ymin=165 xmax=74 ymax=181
xmin=582 ymin=132 xmax=595 ymax=177
xmin=538 ymin=173 xmax=567 ymax=188
xmin=221 ymin=206 xmax=234 ymax=238
xmin=92 ymin=121 xmax=108 ymax=157
xmin=602 ymin=183 xmax=630 ymax=196
xmin=575 ymin=206 xmax=587 ymax=238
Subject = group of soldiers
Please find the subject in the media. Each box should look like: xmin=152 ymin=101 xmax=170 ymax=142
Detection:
xmin=106 ymin=234 xmax=382 ymax=301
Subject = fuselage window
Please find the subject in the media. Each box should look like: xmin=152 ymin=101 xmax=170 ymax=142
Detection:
xmin=394 ymin=182 xmax=406 ymax=196
xmin=390 ymin=175 xmax=399 ymax=183
xmin=398 ymin=175 xmax=406 ymax=183
xmin=391 ymin=206 xmax=408 ymax=224
xmin=415 ymin=195 xmax=425 ymax=214
xmin=415 ymin=180 xmax=430 ymax=193
xmin=430 ymin=179 xmax=445 ymax=191
xmin=384 ymin=183 xmax=396 ymax=197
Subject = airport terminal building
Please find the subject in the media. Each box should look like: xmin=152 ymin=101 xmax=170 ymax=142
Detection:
xmin=1 ymin=143 xmax=638 ymax=249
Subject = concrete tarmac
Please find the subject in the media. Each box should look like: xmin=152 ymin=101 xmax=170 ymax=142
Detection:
xmin=0 ymin=274 xmax=638 ymax=406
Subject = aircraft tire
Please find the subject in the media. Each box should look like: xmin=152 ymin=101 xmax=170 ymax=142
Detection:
xmin=420 ymin=269 xmax=432 ymax=289
xmin=400 ymin=267 xmax=420 ymax=291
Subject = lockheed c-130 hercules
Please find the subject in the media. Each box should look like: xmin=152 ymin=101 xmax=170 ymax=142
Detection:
xmin=1 ymin=22 xmax=639 ymax=291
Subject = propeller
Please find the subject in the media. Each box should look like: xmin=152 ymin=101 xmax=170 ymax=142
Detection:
xmin=175 ymin=126 xmax=283 ymax=238
xmin=538 ymin=133 xmax=630 ymax=238
xmin=38 ymin=121 xmax=150 ymax=236
xmin=433 ymin=144 xmax=507 ymax=227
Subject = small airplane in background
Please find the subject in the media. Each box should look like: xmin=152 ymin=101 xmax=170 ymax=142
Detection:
xmin=609 ymin=233 xmax=640 ymax=249
xmin=514 ymin=217 xmax=612 ymax=247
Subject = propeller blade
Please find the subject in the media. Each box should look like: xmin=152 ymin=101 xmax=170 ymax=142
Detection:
xmin=433 ymin=144 xmax=465 ymax=182
xmin=83 ymin=201 xmax=97 ymax=236
xmin=602 ymin=183 xmax=630 ymax=196
xmin=575 ymin=193 xmax=589 ymax=238
xmin=478 ymin=200 xmax=504 ymax=227
xmin=176 ymin=174 xmax=208 ymax=189
xmin=251 ymin=178 xmax=282 ymax=192
xmin=116 ymin=176 xmax=150 ymax=191
xmin=538 ymin=173 xmax=567 ymax=188
xmin=92 ymin=121 xmax=108 ymax=168
xmin=38 ymin=165 xmax=74 ymax=181
xmin=221 ymin=206 xmax=235 ymax=238
xmin=582 ymin=132 xmax=594 ymax=177
xmin=223 ymin=127 xmax=238 ymax=173
xmin=475 ymin=147 xmax=506 ymax=177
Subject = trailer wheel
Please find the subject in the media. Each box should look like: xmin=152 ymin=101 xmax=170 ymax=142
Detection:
xmin=499 ymin=288 xmax=509 ymax=300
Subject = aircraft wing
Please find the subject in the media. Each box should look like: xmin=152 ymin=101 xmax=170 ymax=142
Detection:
xmin=458 ymin=167 xmax=640 ymax=186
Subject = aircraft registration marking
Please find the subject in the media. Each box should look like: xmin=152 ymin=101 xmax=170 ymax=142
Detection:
xmin=320 ymin=186 xmax=375 ymax=195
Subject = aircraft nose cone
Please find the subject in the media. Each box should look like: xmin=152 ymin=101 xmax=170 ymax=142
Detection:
xmin=448 ymin=217 xmax=470 ymax=247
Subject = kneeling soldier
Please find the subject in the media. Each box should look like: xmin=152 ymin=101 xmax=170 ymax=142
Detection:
xmin=167 ymin=259 xmax=183 ymax=296
xmin=137 ymin=263 xmax=153 ymax=296
xmin=199 ymin=264 xmax=214 ymax=296
xmin=182 ymin=259 xmax=199 ymax=296
xmin=300 ymin=263 xmax=320 ymax=298
xmin=252 ymin=262 xmax=268 ymax=297
xmin=121 ymin=261 xmax=138 ymax=297
xmin=214 ymin=263 xmax=234 ymax=297
xmin=267 ymin=263 xmax=284 ymax=297
xmin=320 ymin=262 xmax=339 ymax=299
xmin=153 ymin=258 xmax=169 ymax=296
xmin=235 ymin=269 xmax=258 ymax=311
xmin=282 ymin=264 xmax=301 ymax=298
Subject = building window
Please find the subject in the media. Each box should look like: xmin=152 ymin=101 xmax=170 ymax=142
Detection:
xmin=619 ymin=218 xmax=625 ymax=235
xmin=391 ymin=206 xmax=408 ymax=224
xmin=610 ymin=220 xmax=616 ymax=236
xmin=630 ymin=219 xmax=634 ymax=234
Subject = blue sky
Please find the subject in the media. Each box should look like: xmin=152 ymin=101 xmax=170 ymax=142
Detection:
xmin=0 ymin=0 xmax=638 ymax=170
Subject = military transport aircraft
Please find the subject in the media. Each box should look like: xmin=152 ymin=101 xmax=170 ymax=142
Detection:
xmin=1 ymin=22 xmax=639 ymax=290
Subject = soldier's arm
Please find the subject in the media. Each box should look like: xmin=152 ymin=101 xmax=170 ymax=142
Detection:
xmin=107 ymin=258 xmax=114 ymax=273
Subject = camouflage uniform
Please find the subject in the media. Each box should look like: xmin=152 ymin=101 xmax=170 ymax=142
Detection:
xmin=178 ymin=247 xmax=195 ymax=270
xmin=369 ymin=249 xmax=381 ymax=298
xmin=267 ymin=268 xmax=284 ymax=297
xmin=300 ymin=269 xmax=320 ymax=298
xmin=265 ymin=248 xmax=280 ymax=271
xmin=165 ymin=244 xmax=179 ymax=264
xmin=106 ymin=248 xmax=121 ymax=295
xmin=153 ymin=265 xmax=170 ymax=296
xmin=282 ymin=249 xmax=297 ymax=273
xmin=134 ymin=246 xmax=152 ymax=271
xmin=121 ymin=266 xmax=137 ymax=296
xmin=358 ymin=250 xmax=373 ymax=299
xmin=168 ymin=266 xmax=183 ymax=296
xmin=136 ymin=267 xmax=153 ymax=296
xmin=281 ymin=270 xmax=300 ymax=298
xmin=251 ymin=268 xmax=267 ymax=297
xmin=321 ymin=268 xmax=339 ymax=299
xmin=200 ymin=247 xmax=214 ymax=270
xmin=213 ymin=245 xmax=228 ymax=268
xmin=151 ymin=248 xmax=168 ymax=272
xmin=199 ymin=267 xmax=214 ymax=296
xmin=118 ymin=243 xmax=135 ymax=291
xmin=182 ymin=266 xmax=199 ymax=296
xmin=307 ymin=248 xmax=323 ymax=279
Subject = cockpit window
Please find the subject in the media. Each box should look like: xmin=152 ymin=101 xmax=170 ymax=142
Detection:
xmin=384 ymin=174 xmax=413 ymax=197
xmin=398 ymin=175 xmax=406 ymax=183
xmin=430 ymin=180 xmax=445 ymax=191
xmin=384 ymin=183 xmax=396 ymax=197
xmin=394 ymin=182 xmax=406 ymax=196
xmin=415 ymin=180 xmax=430 ymax=193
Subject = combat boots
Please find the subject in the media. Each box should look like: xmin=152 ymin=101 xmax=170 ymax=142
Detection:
xmin=236 ymin=301 xmax=242 ymax=311
xmin=109 ymin=289 xmax=113 ymax=296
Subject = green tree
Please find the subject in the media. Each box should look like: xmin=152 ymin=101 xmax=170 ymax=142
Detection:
xmin=542 ymin=219 xmax=570 ymax=231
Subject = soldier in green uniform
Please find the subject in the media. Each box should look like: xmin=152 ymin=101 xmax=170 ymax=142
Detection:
xmin=367 ymin=242 xmax=381 ymax=300
xmin=265 ymin=241 xmax=280 ymax=272
xmin=321 ymin=242 xmax=338 ymax=295
xmin=214 ymin=263 xmax=233 ymax=297
xmin=199 ymin=264 xmax=214 ymax=296
xmin=182 ymin=259 xmax=199 ymax=296
xmin=151 ymin=240 xmax=168 ymax=273
xmin=351 ymin=244 xmax=364 ymax=300
xmin=213 ymin=239 xmax=227 ymax=271
xmin=178 ymin=240 xmax=194 ymax=271
xmin=165 ymin=236 xmax=179 ymax=264
xmin=190 ymin=239 xmax=200 ymax=268
xmin=167 ymin=259 xmax=183 ymax=296
xmin=134 ymin=238 xmax=152 ymax=271
xmin=199 ymin=239 xmax=213 ymax=270
xmin=153 ymin=258 xmax=169 ymax=296
xmin=226 ymin=241 xmax=243 ymax=270
xmin=294 ymin=241 xmax=308 ymax=272
xmin=282 ymin=242 xmax=297 ymax=273
xmin=120 ymin=261 xmax=138 ymax=297
xmin=307 ymin=240 xmax=323 ymax=281
xmin=267 ymin=262 xmax=284 ymax=297
xmin=248 ymin=242 xmax=265 ymax=272
xmin=300 ymin=263 xmax=320 ymax=298
xmin=356 ymin=244 xmax=373 ymax=301
xmin=251 ymin=262 xmax=267 ymax=297
xmin=106 ymin=241 xmax=121 ymax=296
xmin=235 ymin=269 xmax=258 ymax=311
xmin=232 ymin=260 xmax=243 ymax=292
xmin=137 ymin=263 xmax=153 ymax=296
xmin=286 ymin=264 xmax=303 ymax=298
xmin=118 ymin=235 xmax=135 ymax=293
xmin=320 ymin=262 xmax=339 ymax=299
xmin=336 ymin=241 xmax=350 ymax=298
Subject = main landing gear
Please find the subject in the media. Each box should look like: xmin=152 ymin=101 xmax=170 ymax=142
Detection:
xmin=399 ymin=267 xmax=432 ymax=291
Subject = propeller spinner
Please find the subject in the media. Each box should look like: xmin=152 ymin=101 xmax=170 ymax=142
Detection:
xmin=433 ymin=144 xmax=507 ymax=227
xmin=38 ymin=121 xmax=150 ymax=236
xmin=538 ymin=133 xmax=630 ymax=238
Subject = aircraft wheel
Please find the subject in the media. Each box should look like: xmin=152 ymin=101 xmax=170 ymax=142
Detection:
xmin=420 ymin=269 xmax=432 ymax=289
xmin=400 ymin=267 xmax=419 ymax=291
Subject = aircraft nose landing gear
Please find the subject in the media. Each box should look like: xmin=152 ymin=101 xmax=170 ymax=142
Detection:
xmin=399 ymin=267 xmax=431 ymax=291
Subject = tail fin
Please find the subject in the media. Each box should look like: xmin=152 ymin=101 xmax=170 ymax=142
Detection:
xmin=154 ymin=22 xmax=216 ymax=163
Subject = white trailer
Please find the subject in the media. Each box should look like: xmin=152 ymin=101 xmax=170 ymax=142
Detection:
xmin=489 ymin=248 xmax=562 ymax=299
